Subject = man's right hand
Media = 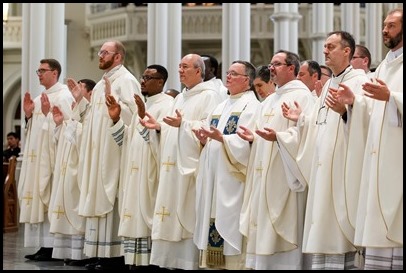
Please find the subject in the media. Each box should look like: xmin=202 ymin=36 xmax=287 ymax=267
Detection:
xmin=105 ymin=94 xmax=121 ymax=123
xmin=23 ymin=91 xmax=34 ymax=119
xmin=134 ymin=94 xmax=145 ymax=119
xmin=52 ymin=105 xmax=64 ymax=126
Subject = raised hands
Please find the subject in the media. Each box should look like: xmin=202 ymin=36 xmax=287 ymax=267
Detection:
xmin=362 ymin=78 xmax=390 ymax=102
xmin=23 ymin=91 xmax=35 ymax=119
xmin=52 ymin=105 xmax=64 ymax=126
xmin=104 ymin=76 xmax=111 ymax=95
xmin=192 ymin=127 xmax=209 ymax=145
xmin=139 ymin=112 xmax=160 ymax=131
xmin=163 ymin=109 xmax=182 ymax=128
xmin=105 ymin=93 xmax=121 ymax=123
xmin=314 ymin=80 xmax=323 ymax=97
xmin=326 ymin=85 xmax=347 ymax=115
xmin=200 ymin=125 xmax=223 ymax=143
xmin=66 ymin=78 xmax=83 ymax=103
xmin=40 ymin=92 xmax=51 ymax=116
xmin=328 ymin=83 xmax=355 ymax=105
xmin=281 ymin=101 xmax=302 ymax=122
xmin=255 ymin=127 xmax=277 ymax=141
xmin=134 ymin=94 xmax=145 ymax=119
xmin=237 ymin=125 xmax=254 ymax=143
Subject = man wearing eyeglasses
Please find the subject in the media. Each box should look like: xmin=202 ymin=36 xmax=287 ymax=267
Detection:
xmin=191 ymin=60 xmax=260 ymax=270
xmin=76 ymin=40 xmax=141 ymax=270
xmin=274 ymin=31 xmax=370 ymax=269
xmin=237 ymin=50 xmax=314 ymax=270
xmin=19 ymin=58 xmax=75 ymax=262
xmin=139 ymin=54 xmax=222 ymax=270
xmin=334 ymin=8 xmax=403 ymax=270
xmin=351 ymin=44 xmax=375 ymax=79
xmin=105 ymin=64 xmax=174 ymax=270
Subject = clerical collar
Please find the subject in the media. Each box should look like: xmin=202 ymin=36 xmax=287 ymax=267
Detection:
xmin=104 ymin=64 xmax=122 ymax=78
xmin=229 ymin=90 xmax=248 ymax=99
xmin=388 ymin=47 xmax=403 ymax=61
xmin=334 ymin=65 xmax=351 ymax=78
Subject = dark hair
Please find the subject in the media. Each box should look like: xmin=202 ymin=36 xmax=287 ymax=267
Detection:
xmin=232 ymin=60 xmax=256 ymax=87
xmin=40 ymin=59 xmax=62 ymax=80
xmin=255 ymin=65 xmax=271 ymax=82
xmin=302 ymin=60 xmax=322 ymax=80
xmin=320 ymin=65 xmax=332 ymax=77
xmin=78 ymin=79 xmax=96 ymax=92
xmin=327 ymin=31 xmax=356 ymax=60
xmin=147 ymin=64 xmax=169 ymax=85
xmin=201 ymin=54 xmax=219 ymax=76
xmin=275 ymin=49 xmax=301 ymax=76
xmin=355 ymin=44 xmax=372 ymax=69
xmin=7 ymin=132 xmax=19 ymax=139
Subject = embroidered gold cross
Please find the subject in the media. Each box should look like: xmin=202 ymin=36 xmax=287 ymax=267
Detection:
xmin=96 ymin=97 xmax=104 ymax=109
xmin=53 ymin=205 xmax=65 ymax=219
xmin=61 ymin=161 xmax=67 ymax=176
xmin=34 ymin=110 xmax=43 ymax=116
xmin=155 ymin=206 xmax=170 ymax=222
xmin=123 ymin=209 xmax=132 ymax=219
xmin=131 ymin=162 xmax=139 ymax=173
xmin=162 ymin=156 xmax=175 ymax=172
xmin=264 ymin=110 xmax=275 ymax=123
xmin=28 ymin=150 xmax=37 ymax=162
xmin=250 ymin=220 xmax=257 ymax=228
xmin=317 ymin=162 xmax=322 ymax=167
xmin=255 ymin=161 xmax=263 ymax=172
xmin=370 ymin=148 xmax=377 ymax=155
xmin=22 ymin=191 xmax=33 ymax=205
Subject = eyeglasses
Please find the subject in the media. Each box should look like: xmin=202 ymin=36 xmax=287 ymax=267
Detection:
xmin=321 ymin=72 xmax=331 ymax=78
xmin=315 ymin=105 xmax=329 ymax=125
xmin=268 ymin=62 xmax=289 ymax=69
xmin=140 ymin=75 xmax=161 ymax=82
xmin=226 ymin=71 xmax=248 ymax=77
xmin=36 ymin=69 xmax=54 ymax=75
xmin=97 ymin=50 xmax=117 ymax=57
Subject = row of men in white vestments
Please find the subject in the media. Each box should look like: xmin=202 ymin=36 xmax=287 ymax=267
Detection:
xmin=17 ymin=7 xmax=402 ymax=271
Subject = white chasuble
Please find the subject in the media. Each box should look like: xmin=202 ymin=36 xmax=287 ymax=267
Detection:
xmin=276 ymin=67 xmax=370 ymax=254
xmin=194 ymin=91 xmax=260 ymax=258
xmin=19 ymin=82 xmax=74 ymax=224
xmin=114 ymin=93 xmax=174 ymax=239
xmin=78 ymin=65 xmax=140 ymax=217
xmin=354 ymin=53 xmax=403 ymax=247
xmin=240 ymin=80 xmax=314 ymax=269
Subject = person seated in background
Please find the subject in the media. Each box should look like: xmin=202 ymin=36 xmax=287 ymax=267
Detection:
xmin=3 ymin=132 xmax=20 ymax=161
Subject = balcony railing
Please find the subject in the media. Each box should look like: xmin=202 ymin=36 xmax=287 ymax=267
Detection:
xmin=3 ymin=4 xmax=365 ymax=50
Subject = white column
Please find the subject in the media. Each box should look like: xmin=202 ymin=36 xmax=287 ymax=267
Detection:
xmin=20 ymin=4 xmax=46 ymax=150
xmin=221 ymin=3 xmax=251 ymax=80
xmin=167 ymin=4 xmax=181 ymax=92
xmin=147 ymin=3 xmax=181 ymax=91
xmin=24 ymin=4 xmax=46 ymax=99
xmin=365 ymin=3 xmax=383 ymax=68
xmin=341 ymin=3 xmax=360 ymax=44
xmin=46 ymin=3 xmax=66 ymax=82
xmin=20 ymin=4 xmax=66 ymax=150
xmin=239 ymin=3 xmax=251 ymax=62
xmin=271 ymin=3 xmax=301 ymax=54
xmin=312 ymin=3 xmax=334 ymax=64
